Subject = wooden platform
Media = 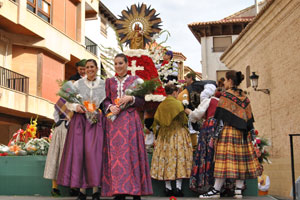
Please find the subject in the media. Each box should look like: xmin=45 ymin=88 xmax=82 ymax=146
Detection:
xmin=0 ymin=155 xmax=258 ymax=197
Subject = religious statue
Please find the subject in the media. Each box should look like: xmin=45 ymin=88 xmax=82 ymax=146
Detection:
xmin=116 ymin=3 xmax=162 ymax=49
xmin=130 ymin=24 xmax=144 ymax=49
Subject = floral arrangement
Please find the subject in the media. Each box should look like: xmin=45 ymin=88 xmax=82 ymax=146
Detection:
xmin=145 ymin=30 xmax=171 ymax=64
xmin=25 ymin=138 xmax=50 ymax=155
xmin=107 ymin=78 xmax=160 ymax=122
xmin=253 ymin=130 xmax=271 ymax=164
xmin=157 ymin=60 xmax=178 ymax=83
xmin=124 ymin=51 xmax=166 ymax=101
xmin=0 ymin=117 xmax=52 ymax=156
xmin=8 ymin=117 xmax=38 ymax=146
xmin=57 ymin=81 xmax=100 ymax=124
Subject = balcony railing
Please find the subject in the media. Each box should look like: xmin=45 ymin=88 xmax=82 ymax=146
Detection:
xmin=85 ymin=37 xmax=98 ymax=56
xmin=0 ymin=66 xmax=29 ymax=94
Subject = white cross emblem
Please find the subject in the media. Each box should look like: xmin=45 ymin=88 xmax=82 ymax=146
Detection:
xmin=128 ymin=60 xmax=144 ymax=76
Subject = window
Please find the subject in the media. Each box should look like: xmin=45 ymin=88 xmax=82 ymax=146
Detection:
xmin=27 ymin=0 xmax=36 ymax=13
xmin=27 ymin=0 xmax=51 ymax=23
xmin=212 ymin=36 xmax=232 ymax=52
xmin=101 ymin=18 xmax=107 ymax=37
xmin=246 ymin=65 xmax=251 ymax=88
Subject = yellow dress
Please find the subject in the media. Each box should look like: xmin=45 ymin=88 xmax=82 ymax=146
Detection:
xmin=151 ymin=96 xmax=193 ymax=180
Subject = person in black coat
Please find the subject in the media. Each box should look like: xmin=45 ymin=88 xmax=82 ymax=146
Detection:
xmin=69 ymin=59 xmax=86 ymax=81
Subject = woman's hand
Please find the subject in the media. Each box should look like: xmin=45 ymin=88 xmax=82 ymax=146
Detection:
xmin=110 ymin=105 xmax=121 ymax=115
xmin=76 ymin=105 xmax=86 ymax=113
xmin=185 ymin=108 xmax=192 ymax=115
xmin=118 ymin=95 xmax=133 ymax=107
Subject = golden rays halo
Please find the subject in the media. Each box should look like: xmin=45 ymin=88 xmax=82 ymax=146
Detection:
xmin=116 ymin=3 xmax=162 ymax=46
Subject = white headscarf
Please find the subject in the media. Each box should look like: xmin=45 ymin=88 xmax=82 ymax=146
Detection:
xmin=200 ymin=84 xmax=216 ymax=102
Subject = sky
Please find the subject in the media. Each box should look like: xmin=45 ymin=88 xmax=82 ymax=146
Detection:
xmin=101 ymin=0 xmax=259 ymax=72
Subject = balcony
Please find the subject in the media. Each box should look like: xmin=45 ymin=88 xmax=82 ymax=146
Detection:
xmin=0 ymin=66 xmax=54 ymax=121
xmin=0 ymin=66 xmax=29 ymax=94
xmin=85 ymin=37 xmax=98 ymax=56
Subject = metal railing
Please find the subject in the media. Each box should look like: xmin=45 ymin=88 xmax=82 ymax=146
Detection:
xmin=290 ymin=134 xmax=300 ymax=200
xmin=0 ymin=66 xmax=29 ymax=94
xmin=85 ymin=37 xmax=98 ymax=56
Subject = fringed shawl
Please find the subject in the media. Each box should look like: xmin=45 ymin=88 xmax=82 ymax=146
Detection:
xmin=153 ymin=96 xmax=187 ymax=136
xmin=214 ymin=89 xmax=254 ymax=132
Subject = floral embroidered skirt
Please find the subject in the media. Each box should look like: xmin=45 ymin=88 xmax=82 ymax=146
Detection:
xmin=190 ymin=118 xmax=217 ymax=193
xmin=214 ymin=125 xmax=261 ymax=179
xmin=151 ymin=123 xmax=193 ymax=180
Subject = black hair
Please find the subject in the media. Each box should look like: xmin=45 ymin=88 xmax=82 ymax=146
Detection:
xmin=165 ymin=84 xmax=178 ymax=95
xmin=115 ymin=53 xmax=128 ymax=63
xmin=186 ymin=72 xmax=196 ymax=81
xmin=226 ymin=70 xmax=244 ymax=87
xmin=226 ymin=70 xmax=245 ymax=95
xmin=85 ymin=59 xmax=98 ymax=68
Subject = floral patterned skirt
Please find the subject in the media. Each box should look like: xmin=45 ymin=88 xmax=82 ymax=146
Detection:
xmin=150 ymin=124 xmax=193 ymax=180
xmin=190 ymin=118 xmax=217 ymax=193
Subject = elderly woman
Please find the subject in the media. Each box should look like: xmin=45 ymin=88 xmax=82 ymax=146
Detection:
xmin=101 ymin=53 xmax=152 ymax=200
xmin=57 ymin=59 xmax=105 ymax=200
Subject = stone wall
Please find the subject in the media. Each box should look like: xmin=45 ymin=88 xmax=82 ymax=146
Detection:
xmin=221 ymin=0 xmax=300 ymax=197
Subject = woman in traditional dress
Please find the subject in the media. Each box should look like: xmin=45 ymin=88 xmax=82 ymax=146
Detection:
xmin=151 ymin=84 xmax=193 ymax=197
xmin=199 ymin=70 xmax=261 ymax=199
xmin=185 ymin=84 xmax=218 ymax=194
xmin=101 ymin=53 xmax=152 ymax=200
xmin=57 ymin=59 xmax=106 ymax=200
xmin=43 ymin=98 xmax=73 ymax=197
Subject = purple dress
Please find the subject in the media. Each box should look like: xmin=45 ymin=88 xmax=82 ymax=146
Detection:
xmin=57 ymin=77 xmax=105 ymax=188
xmin=101 ymin=75 xmax=153 ymax=197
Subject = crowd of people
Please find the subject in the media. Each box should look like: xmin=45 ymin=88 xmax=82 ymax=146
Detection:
xmin=43 ymin=51 xmax=263 ymax=200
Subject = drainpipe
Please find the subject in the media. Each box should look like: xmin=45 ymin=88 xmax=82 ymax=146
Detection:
xmin=255 ymin=0 xmax=259 ymax=15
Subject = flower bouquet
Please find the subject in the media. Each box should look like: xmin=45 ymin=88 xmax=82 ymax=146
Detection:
xmin=8 ymin=116 xmax=38 ymax=147
xmin=57 ymin=81 xmax=100 ymax=124
xmin=25 ymin=138 xmax=50 ymax=155
xmin=106 ymin=78 xmax=160 ymax=122
xmin=252 ymin=130 xmax=271 ymax=164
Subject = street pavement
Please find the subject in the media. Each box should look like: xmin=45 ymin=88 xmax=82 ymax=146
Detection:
xmin=0 ymin=196 xmax=288 ymax=200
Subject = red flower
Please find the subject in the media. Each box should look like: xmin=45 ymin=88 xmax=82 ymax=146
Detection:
xmin=170 ymin=196 xmax=177 ymax=200
xmin=126 ymin=55 xmax=165 ymax=96
xmin=256 ymin=138 xmax=261 ymax=144
xmin=255 ymin=130 xmax=259 ymax=135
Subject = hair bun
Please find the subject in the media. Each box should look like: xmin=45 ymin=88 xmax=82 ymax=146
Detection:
xmin=236 ymin=71 xmax=244 ymax=85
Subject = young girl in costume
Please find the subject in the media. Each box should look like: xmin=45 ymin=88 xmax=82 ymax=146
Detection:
xmin=151 ymin=84 xmax=193 ymax=197
xmin=101 ymin=53 xmax=152 ymax=200
xmin=57 ymin=59 xmax=105 ymax=200
xmin=199 ymin=70 xmax=261 ymax=199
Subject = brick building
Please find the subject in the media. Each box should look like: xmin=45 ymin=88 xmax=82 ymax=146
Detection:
xmin=0 ymin=0 xmax=99 ymax=144
xmin=220 ymin=0 xmax=300 ymax=197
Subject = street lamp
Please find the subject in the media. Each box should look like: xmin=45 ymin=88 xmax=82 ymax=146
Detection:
xmin=249 ymin=72 xmax=270 ymax=94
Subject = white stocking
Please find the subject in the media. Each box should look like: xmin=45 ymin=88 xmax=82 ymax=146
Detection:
xmin=165 ymin=181 xmax=172 ymax=190
xmin=176 ymin=179 xmax=183 ymax=190
xmin=235 ymin=179 xmax=244 ymax=189
xmin=213 ymin=178 xmax=225 ymax=191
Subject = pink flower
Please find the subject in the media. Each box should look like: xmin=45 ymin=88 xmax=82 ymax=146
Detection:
xmin=256 ymin=138 xmax=261 ymax=144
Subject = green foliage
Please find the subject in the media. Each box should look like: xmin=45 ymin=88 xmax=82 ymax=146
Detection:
xmin=127 ymin=79 xmax=161 ymax=97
